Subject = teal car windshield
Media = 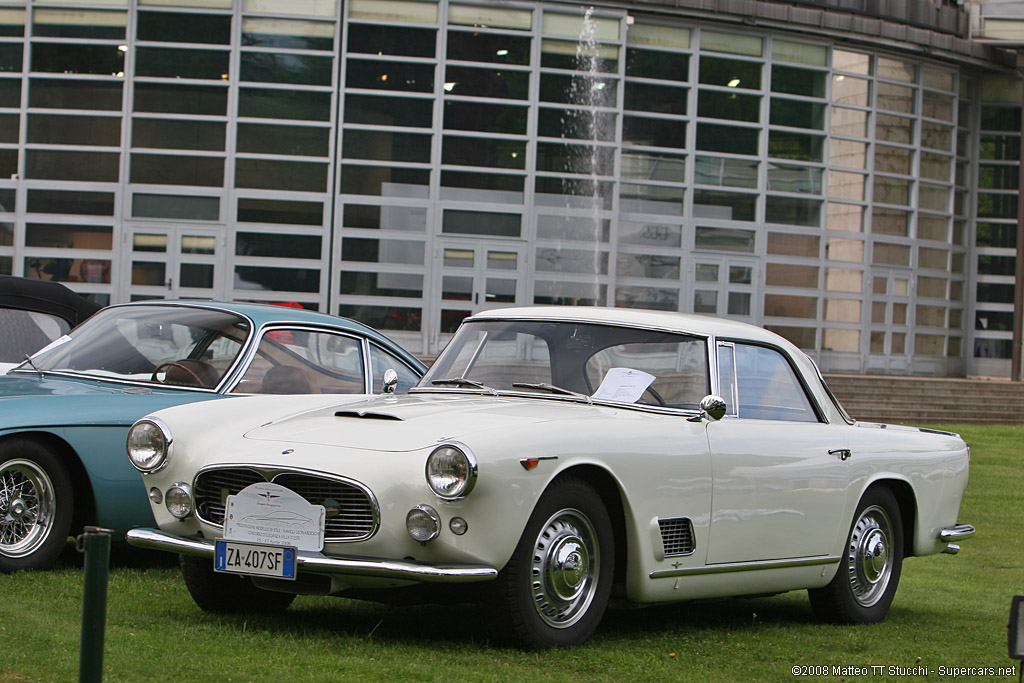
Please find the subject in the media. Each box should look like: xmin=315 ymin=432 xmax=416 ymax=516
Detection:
xmin=23 ymin=305 xmax=250 ymax=385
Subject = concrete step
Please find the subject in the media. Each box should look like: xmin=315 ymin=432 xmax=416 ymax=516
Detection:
xmin=823 ymin=374 xmax=1024 ymax=425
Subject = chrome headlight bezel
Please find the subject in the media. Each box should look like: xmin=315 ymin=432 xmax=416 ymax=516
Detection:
xmin=126 ymin=417 xmax=173 ymax=473
xmin=425 ymin=442 xmax=478 ymax=500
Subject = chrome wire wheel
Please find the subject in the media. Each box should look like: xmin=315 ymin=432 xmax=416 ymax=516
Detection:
xmin=0 ymin=458 xmax=56 ymax=558
xmin=529 ymin=507 xmax=600 ymax=629
xmin=845 ymin=504 xmax=893 ymax=608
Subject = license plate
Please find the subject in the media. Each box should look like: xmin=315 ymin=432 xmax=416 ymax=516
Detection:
xmin=214 ymin=539 xmax=297 ymax=580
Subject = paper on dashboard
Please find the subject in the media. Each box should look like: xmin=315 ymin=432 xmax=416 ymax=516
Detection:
xmin=592 ymin=367 xmax=656 ymax=403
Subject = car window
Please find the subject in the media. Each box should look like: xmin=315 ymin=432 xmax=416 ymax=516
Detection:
xmin=29 ymin=305 xmax=249 ymax=384
xmin=584 ymin=339 xmax=708 ymax=408
xmin=720 ymin=342 xmax=818 ymax=422
xmin=369 ymin=344 xmax=420 ymax=393
xmin=429 ymin=325 xmax=553 ymax=388
xmin=233 ymin=329 xmax=366 ymax=394
xmin=0 ymin=309 xmax=69 ymax=362
xmin=421 ymin=319 xmax=709 ymax=409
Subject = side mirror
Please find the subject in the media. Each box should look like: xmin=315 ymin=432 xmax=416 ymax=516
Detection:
xmin=688 ymin=394 xmax=726 ymax=422
xmin=382 ymin=368 xmax=398 ymax=394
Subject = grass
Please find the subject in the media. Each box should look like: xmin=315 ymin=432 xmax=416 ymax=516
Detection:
xmin=1 ymin=423 xmax=1021 ymax=682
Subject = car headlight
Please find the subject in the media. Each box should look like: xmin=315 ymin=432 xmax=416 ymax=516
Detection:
xmin=126 ymin=418 xmax=172 ymax=473
xmin=425 ymin=442 xmax=478 ymax=500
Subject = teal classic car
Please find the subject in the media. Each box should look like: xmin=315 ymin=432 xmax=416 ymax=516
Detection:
xmin=0 ymin=300 xmax=426 ymax=572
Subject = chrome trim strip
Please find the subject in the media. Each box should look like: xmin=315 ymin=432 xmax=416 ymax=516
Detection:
xmin=126 ymin=528 xmax=498 ymax=583
xmin=359 ymin=336 xmax=373 ymax=394
xmin=650 ymin=555 xmax=839 ymax=579
xmin=939 ymin=523 xmax=975 ymax=542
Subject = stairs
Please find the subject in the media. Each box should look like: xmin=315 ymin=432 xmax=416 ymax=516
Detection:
xmin=823 ymin=374 xmax=1024 ymax=425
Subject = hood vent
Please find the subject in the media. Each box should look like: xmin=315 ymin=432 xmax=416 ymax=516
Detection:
xmin=334 ymin=409 xmax=403 ymax=421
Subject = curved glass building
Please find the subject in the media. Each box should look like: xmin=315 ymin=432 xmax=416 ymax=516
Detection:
xmin=0 ymin=0 xmax=1021 ymax=376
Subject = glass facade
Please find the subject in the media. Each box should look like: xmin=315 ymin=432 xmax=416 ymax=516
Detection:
xmin=0 ymin=0 xmax=1017 ymax=375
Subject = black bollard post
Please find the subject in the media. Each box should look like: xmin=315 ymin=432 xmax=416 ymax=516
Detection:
xmin=78 ymin=526 xmax=114 ymax=683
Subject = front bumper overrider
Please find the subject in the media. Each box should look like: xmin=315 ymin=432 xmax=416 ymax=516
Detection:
xmin=125 ymin=528 xmax=499 ymax=583
xmin=938 ymin=522 xmax=976 ymax=555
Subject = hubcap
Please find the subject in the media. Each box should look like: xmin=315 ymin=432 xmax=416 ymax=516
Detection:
xmin=529 ymin=508 xmax=600 ymax=629
xmin=0 ymin=460 xmax=56 ymax=557
xmin=846 ymin=504 xmax=893 ymax=607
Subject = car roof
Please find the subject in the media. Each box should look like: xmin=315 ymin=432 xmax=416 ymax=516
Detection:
xmin=469 ymin=306 xmax=792 ymax=348
xmin=0 ymin=275 xmax=103 ymax=326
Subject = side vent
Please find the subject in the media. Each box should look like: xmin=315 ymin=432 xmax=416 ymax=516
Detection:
xmin=658 ymin=517 xmax=696 ymax=557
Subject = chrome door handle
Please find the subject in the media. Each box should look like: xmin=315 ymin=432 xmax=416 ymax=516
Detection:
xmin=829 ymin=448 xmax=852 ymax=461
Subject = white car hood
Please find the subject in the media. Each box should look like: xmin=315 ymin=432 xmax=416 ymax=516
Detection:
xmin=243 ymin=393 xmax=598 ymax=453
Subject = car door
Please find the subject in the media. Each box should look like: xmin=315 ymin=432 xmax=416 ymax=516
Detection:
xmin=704 ymin=341 xmax=850 ymax=565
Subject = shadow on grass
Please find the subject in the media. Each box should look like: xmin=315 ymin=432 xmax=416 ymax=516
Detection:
xmin=178 ymin=590 xmax=831 ymax=651
xmin=51 ymin=537 xmax=179 ymax=572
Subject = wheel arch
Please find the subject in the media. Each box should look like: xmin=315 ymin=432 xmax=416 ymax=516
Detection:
xmin=862 ymin=477 xmax=916 ymax=559
xmin=545 ymin=464 xmax=628 ymax=593
xmin=0 ymin=430 xmax=96 ymax=536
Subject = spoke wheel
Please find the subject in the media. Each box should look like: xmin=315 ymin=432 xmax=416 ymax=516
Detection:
xmin=0 ymin=459 xmax=55 ymax=557
xmin=0 ymin=440 xmax=74 ymax=572
xmin=809 ymin=487 xmax=903 ymax=624
xmin=495 ymin=477 xmax=613 ymax=649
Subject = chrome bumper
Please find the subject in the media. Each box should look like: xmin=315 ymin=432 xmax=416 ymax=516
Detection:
xmin=125 ymin=528 xmax=498 ymax=583
xmin=939 ymin=523 xmax=975 ymax=555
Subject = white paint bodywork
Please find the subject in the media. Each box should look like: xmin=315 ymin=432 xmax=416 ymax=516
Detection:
xmin=133 ymin=307 xmax=971 ymax=605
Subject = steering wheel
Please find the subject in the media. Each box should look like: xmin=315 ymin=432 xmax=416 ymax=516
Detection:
xmin=643 ymin=386 xmax=667 ymax=406
xmin=151 ymin=361 xmax=207 ymax=387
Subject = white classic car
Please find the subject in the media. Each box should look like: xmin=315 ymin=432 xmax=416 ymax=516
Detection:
xmin=126 ymin=306 xmax=973 ymax=649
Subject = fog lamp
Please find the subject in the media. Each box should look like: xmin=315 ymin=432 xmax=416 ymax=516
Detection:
xmin=148 ymin=487 xmax=163 ymax=505
xmin=406 ymin=504 xmax=440 ymax=543
xmin=449 ymin=517 xmax=468 ymax=535
xmin=165 ymin=482 xmax=193 ymax=519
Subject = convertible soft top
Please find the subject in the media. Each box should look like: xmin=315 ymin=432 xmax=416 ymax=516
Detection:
xmin=0 ymin=275 xmax=102 ymax=326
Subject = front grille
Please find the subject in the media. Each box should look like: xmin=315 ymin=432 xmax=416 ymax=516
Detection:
xmin=194 ymin=466 xmax=377 ymax=541
xmin=658 ymin=516 xmax=695 ymax=557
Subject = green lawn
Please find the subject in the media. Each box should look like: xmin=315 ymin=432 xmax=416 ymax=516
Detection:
xmin=1 ymin=424 xmax=1021 ymax=682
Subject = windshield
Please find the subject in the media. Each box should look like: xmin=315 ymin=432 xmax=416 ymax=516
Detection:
xmin=419 ymin=319 xmax=710 ymax=409
xmin=0 ymin=309 xmax=70 ymax=362
xmin=21 ymin=305 xmax=250 ymax=387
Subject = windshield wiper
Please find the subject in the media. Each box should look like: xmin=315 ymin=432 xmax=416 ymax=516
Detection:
xmin=512 ymin=382 xmax=592 ymax=404
xmin=429 ymin=377 xmax=497 ymax=394
xmin=21 ymin=354 xmax=44 ymax=378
